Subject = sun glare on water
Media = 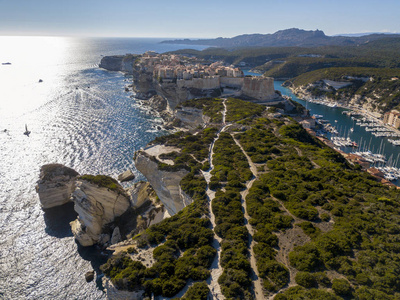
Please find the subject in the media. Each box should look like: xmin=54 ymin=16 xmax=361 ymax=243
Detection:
xmin=0 ymin=36 xmax=71 ymax=118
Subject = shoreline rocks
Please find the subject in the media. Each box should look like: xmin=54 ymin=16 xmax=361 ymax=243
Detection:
xmin=36 ymin=164 xmax=168 ymax=248
xmin=85 ymin=270 xmax=95 ymax=283
xmin=69 ymin=178 xmax=130 ymax=247
xmin=117 ymin=169 xmax=135 ymax=183
xmin=36 ymin=164 xmax=79 ymax=209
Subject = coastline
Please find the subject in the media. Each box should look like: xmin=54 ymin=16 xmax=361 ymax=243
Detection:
xmin=286 ymin=85 xmax=400 ymax=136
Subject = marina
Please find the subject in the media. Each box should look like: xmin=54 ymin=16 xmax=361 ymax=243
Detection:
xmin=274 ymin=81 xmax=400 ymax=186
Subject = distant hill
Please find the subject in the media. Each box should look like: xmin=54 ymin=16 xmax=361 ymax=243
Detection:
xmin=161 ymin=28 xmax=400 ymax=48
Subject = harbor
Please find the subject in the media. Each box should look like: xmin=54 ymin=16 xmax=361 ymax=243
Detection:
xmin=274 ymin=81 xmax=400 ymax=186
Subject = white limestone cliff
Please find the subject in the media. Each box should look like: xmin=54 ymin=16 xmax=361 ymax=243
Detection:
xmin=36 ymin=164 xmax=79 ymax=209
xmin=134 ymin=147 xmax=192 ymax=216
xmin=69 ymin=179 xmax=130 ymax=247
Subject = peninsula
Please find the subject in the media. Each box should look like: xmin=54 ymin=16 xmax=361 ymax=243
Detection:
xmin=37 ymin=46 xmax=400 ymax=300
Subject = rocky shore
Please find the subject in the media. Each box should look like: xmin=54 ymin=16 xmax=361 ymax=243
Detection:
xmin=287 ymin=81 xmax=384 ymax=118
xmin=36 ymin=165 xmax=167 ymax=248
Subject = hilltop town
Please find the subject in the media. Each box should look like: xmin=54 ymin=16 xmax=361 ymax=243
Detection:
xmin=100 ymin=52 xmax=282 ymax=111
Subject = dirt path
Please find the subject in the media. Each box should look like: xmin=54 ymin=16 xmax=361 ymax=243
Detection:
xmin=200 ymin=99 xmax=231 ymax=300
xmin=231 ymin=134 xmax=264 ymax=300
xmin=266 ymin=196 xmax=310 ymax=298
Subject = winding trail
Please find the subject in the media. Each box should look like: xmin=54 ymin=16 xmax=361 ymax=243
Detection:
xmin=201 ymin=99 xmax=231 ymax=300
xmin=231 ymin=134 xmax=264 ymax=300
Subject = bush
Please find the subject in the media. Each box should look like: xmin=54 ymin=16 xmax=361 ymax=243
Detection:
xmin=182 ymin=282 xmax=210 ymax=300
xmin=295 ymin=272 xmax=317 ymax=288
xmin=332 ymin=278 xmax=352 ymax=296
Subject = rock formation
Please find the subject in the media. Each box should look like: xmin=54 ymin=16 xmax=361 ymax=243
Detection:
xmin=36 ymin=164 xmax=79 ymax=209
xmin=102 ymin=277 xmax=145 ymax=300
xmin=99 ymin=55 xmax=137 ymax=74
xmin=134 ymin=148 xmax=192 ymax=216
xmin=36 ymin=164 xmax=170 ymax=247
xmin=85 ymin=270 xmax=95 ymax=283
xmin=175 ymin=106 xmax=210 ymax=129
xmin=117 ymin=169 xmax=135 ymax=182
xmin=69 ymin=178 xmax=130 ymax=247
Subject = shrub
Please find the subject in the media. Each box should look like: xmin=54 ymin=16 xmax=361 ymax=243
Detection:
xmin=295 ymin=271 xmax=317 ymax=288
xmin=332 ymin=278 xmax=352 ymax=296
xmin=182 ymin=282 xmax=210 ymax=300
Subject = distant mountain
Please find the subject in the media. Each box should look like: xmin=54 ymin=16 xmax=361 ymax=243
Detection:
xmin=161 ymin=28 xmax=400 ymax=48
xmin=334 ymin=32 xmax=398 ymax=37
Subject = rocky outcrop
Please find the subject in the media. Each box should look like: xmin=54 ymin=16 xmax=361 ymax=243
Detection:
xmin=132 ymin=65 xmax=156 ymax=99
xmin=85 ymin=270 xmax=95 ymax=283
xmin=36 ymin=164 xmax=79 ymax=209
xmin=127 ymin=181 xmax=155 ymax=208
xmin=117 ymin=170 xmax=135 ymax=183
xmin=145 ymin=95 xmax=168 ymax=112
xmin=155 ymin=81 xmax=221 ymax=110
xmin=99 ymin=55 xmax=137 ymax=74
xmin=134 ymin=149 xmax=191 ymax=216
xmin=175 ymin=106 xmax=210 ymax=128
xmin=102 ymin=277 xmax=144 ymax=300
xmin=290 ymin=83 xmax=383 ymax=115
xmin=69 ymin=179 xmax=130 ymax=246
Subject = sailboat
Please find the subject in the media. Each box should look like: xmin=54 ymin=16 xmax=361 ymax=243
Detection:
xmin=23 ymin=124 xmax=31 ymax=137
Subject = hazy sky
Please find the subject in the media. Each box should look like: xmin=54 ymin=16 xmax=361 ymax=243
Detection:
xmin=0 ymin=0 xmax=399 ymax=38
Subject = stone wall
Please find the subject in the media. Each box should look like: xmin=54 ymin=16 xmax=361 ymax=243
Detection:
xmin=220 ymin=77 xmax=244 ymax=89
xmin=177 ymin=77 xmax=221 ymax=90
xmin=241 ymin=76 xmax=276 ymax=100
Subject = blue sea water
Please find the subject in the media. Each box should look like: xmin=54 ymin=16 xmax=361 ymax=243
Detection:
xmin=275 ymin=81 xmax=400 ymax=185
xmin=0 ymin=37 xmax=207 ymax=299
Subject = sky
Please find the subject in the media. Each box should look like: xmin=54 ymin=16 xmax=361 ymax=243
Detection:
xmin=0 ymin=0 xmax=399 ymax=38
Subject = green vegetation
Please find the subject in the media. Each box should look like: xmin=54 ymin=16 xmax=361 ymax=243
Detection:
xmin=172 ymin=41 xmax=400 ymax=112
xmin=101 ymin=174 xmax=215 ymax=297
xmin=101 ymin=97 xmax=400 ymax=299
xmin=297 ymin=222 xmax=321 ymax=239
xmin=211 ymin=132 xmax=252 ymax=184
xmin=178 ymin=98 xmax=224 ymax=123
xmin=208 ymin=129 xmax=253 ymax=298
xmin=101 ymin=122 xmax=219 ymax=298
xmin=225 ymin=98 xmax=265 ymax=123
xmin=331 ymin=279 xmax=352 ymax=296
xmin=288 ymin=67 xmax=400 ymax=112
xmin=274 ymin=286 xmax=341 ymax=300
xmin=79 ymin=174 xmax=123 ymax=193
xmin=240 ymin=116 xmax=400 ymax=299
xmin=171 ymin=39 xmax=400 ymax=78
xmin=180 ymin=282 xmax=210 ymax=299
xmin=152 ymin=127 xmax=218 ymax=172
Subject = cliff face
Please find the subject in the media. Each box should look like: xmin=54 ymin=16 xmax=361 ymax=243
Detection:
xmin=70 ymin=180 xmax=130 ymax=247
xmin=241 ymin=76 xmax=276 ymax=101
xmin=291 ymin=84 xmax=383 ymax=115
xmin=175 ymin=106 xmax=211 ymax=128
xmin=154 ymin=81 xmax=221 ymax=111
xmin=36 ymin=164 xmax=79 ymax=209
xmin=132 ymin=66 xmax=156 ymax=99
xmin=99 ymin=55 xmax=136 ymax=74
xmin=134 ymin=149 xmax=191 ymax=216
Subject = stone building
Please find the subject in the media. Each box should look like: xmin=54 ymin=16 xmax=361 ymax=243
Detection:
xmin=383 ymin=110 xmax=400 ymax=128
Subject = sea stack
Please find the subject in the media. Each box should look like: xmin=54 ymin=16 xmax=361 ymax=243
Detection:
xmin=36 ymin=164 xmax=79 ymax=209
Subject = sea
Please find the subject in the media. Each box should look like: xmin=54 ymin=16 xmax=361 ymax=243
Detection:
xmin=0 ymin=37 xmax=207 ymax=300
